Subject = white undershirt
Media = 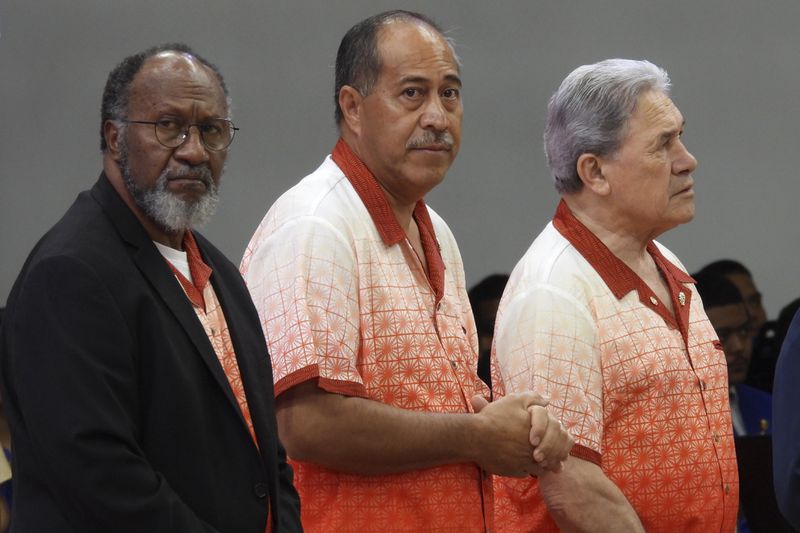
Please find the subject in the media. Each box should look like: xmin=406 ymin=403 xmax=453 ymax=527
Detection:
xmin=153 ymin=241 xmax=193 ymax=282
xmin=729 ymin=386 xmax=747 ymax=436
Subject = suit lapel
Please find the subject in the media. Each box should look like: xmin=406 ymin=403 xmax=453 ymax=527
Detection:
xmin=200 ymin=245 xmax=272 ymax=453
xmin=90 ymin=174 xmax=245 ymax=425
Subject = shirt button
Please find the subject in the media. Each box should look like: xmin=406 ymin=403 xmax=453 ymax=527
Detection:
xmin=713 ymin=433 xmax=720 ymax=443
xmin=700 ymin=380 xmax=707 ymax=391
xmin=450 ymin=360 xmax=457 ymax=370
xmin=724 ymin=484 xmax=730 ymax=494
xmin=253 ymin=482 xmax=268 ymax=499
xmin=649 ymin=296 xmax=658 ymax=305
xmin=436 ymin=302 xmax=442 ymax=311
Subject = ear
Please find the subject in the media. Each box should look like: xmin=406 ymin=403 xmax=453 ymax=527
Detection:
xmin=576 ymin=153 xmax=611 ymax=196
xmin=338 ymin=85 xmax=364 ymax=135
xmin=103 ymin=120 xmax=123 ymax=161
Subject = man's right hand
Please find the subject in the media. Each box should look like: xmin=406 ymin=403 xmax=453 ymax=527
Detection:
xmin=471 ymin=392 xmax=573 ymax=477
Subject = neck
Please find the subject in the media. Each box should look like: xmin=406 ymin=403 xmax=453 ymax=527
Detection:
xmin=103 ymin=157 xmax=185 ymax=249
xmin=563 ymin=194 xmax=652 ymax=268
xmin=338 ymin=133 xmax=419 ymax=232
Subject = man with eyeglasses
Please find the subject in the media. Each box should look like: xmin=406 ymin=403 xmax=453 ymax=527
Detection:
xmin=694 ymin=272 xmax=772 ymax=437
xmin=694 ymin=271 xmax=781 ymax=532
xmin=0 ymin=44 xmax=301 ymax=532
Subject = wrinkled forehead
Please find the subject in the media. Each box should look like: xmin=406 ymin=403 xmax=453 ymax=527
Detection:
xmin=376 ymin=20 xmax=460 ymax=74
xmin=633 ymin=90 xmax=682 ymax=128
xmin=129 ymin=52 xmax=227 ymax=113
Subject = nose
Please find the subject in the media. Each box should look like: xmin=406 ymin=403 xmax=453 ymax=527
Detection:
xmin=173 ymin=125 xmax=210 ymax=165
xmin=672 ymin=139 xmax=697 ymax=176
xmin=419 ymin=96 xmax=449 ymax=131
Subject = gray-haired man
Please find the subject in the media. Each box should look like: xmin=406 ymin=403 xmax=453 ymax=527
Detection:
xmin=492 ymin=59 xmax=739 ymax=532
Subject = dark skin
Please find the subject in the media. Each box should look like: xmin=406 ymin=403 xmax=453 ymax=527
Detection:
xmin=102 ymin=51 xmax=228 ymax=250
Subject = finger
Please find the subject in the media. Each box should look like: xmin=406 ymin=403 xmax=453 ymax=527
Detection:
xmin=520 ymin=390 xmax=549 ymax=409
xmin=528 ymin=404 xmax=550 ymax=449
xmin=470 ymin=394 xmax=490 ymax=413
xmin=535 ymin=417 xmax=573 ymax=471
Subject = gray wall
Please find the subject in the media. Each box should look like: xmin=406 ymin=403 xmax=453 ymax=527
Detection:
xmin=2 ymin=1 xmax=798 ymax=317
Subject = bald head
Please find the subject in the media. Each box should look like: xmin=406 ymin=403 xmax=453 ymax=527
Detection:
xmin=333 ymin=10 xmax=457 ymax=125
xmin=100 ymin=43 xmax=228 ymax=151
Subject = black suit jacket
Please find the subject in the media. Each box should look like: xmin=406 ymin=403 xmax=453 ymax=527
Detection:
xmin=0 ymin=174 xmax=301 ymax=532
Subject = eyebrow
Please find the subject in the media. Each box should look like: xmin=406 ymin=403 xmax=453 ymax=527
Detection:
xmin=658 ymin=120 xmax=685 ymax=143
xmin=399 ymin=73 xmax=462 ymax=87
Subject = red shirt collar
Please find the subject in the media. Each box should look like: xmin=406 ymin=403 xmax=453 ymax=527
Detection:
xmin=164 ymin=230 xmax=213 ymax=310
xmin=553 ymin=199 xmax=695 ymax=337
xmin=331 ymin=138 xmax=445 ymax=303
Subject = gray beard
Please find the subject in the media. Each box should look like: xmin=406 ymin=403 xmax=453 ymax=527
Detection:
xmin=118 ymin=140 xmax=220 ymax=235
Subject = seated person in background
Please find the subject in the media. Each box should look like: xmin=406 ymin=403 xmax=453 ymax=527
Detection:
xmin=695 ymin=260 xmax=767 ymax=336
xmin=468 ymin=274 xmax=509 ymax=388
xmin=693 ymin=272 xmax=771 ymax=436
xmin=695 ymin=259 xmax=774 ymax=392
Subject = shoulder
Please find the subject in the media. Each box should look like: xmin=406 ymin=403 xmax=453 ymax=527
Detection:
xmin=22 ymin=190 xmax=130 ymax=281
xmin=244 ymin=156 xmax=364 ymax=254
xmin=736 ymin=383 xmax=772 ymax=403
xmin=263 ymin=156 xmax=358 ymax=225
xmin=509 ymin=222 xmax=587 ymax=291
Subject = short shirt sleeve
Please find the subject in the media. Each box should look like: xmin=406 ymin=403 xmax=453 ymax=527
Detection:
xmin=494 ymin=283 xmax=603 ymax=460
xmin=243 ymin=215 xmax=366 ymax=398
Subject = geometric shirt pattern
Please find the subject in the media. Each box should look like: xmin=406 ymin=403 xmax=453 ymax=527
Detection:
xmin=240 ymin=139 xmax=493 ymax=532
xmin=492 ymin=201 xmax=739 ymax=532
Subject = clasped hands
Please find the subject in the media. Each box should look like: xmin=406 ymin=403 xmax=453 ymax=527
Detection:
xmin=471 ymin=391 xmax=574 ymax=478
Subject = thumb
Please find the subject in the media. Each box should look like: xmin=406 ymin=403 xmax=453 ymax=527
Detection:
xmin=470 ymin=394 xmax=490 ymax=413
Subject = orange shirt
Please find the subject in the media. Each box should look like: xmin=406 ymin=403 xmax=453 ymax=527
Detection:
xmin=241 ymin=140 xmax=492 ymax=532
xmin=493 ymin=201 xmax=739 ymax=532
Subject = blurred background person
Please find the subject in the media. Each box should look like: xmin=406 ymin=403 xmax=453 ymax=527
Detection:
xmin=693 ymin=271 xmax=771 ymax=437
xmin=468 ymin=274 xmax=509 ymax=388
xmin=696 ymin=259 xmax=775 ymax=392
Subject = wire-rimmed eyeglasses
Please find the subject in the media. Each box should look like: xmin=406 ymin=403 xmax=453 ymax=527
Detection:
xmin=119 ymin=118 xmax=239 ymax=151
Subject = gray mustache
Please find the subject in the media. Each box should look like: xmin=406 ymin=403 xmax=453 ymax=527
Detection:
xmin=166 ymin=164 xmax=213 ymax=185
xmin=406 ymin=132 xmax=454 ymax=149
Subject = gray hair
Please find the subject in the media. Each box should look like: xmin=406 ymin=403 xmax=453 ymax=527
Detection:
xmin=544 ymin=59 xmax=671 ymax=194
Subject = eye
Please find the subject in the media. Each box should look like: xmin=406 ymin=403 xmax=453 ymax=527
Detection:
xmin=155 ymin=118 xmax=182 ymax=133
xmin=403 ymin=88 xmax=421 ymax=98
xmin=200 ymin=122 xmax=223 ymax=136
xmin=442 ymin=88 xmax=460 ymax=99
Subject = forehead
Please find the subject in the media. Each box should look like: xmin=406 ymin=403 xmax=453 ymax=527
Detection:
xmin=128 ymin=52 xmax=226 ymax=115
xmin=375 ymin=21 xmax=460 ymax=80
xmin=706 ymin=302 xmax=749 ymax=329
xmin=623 ymin=90 xmax=683 ymax=141
xmin=725 ymin=273 xmax=757 ymax=297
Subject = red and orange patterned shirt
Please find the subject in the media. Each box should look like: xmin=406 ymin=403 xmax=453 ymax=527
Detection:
xmin=492 ymin=201 xmax=739 ymax=532
xmin=241 ymin=140 xmax=492 ymax=532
